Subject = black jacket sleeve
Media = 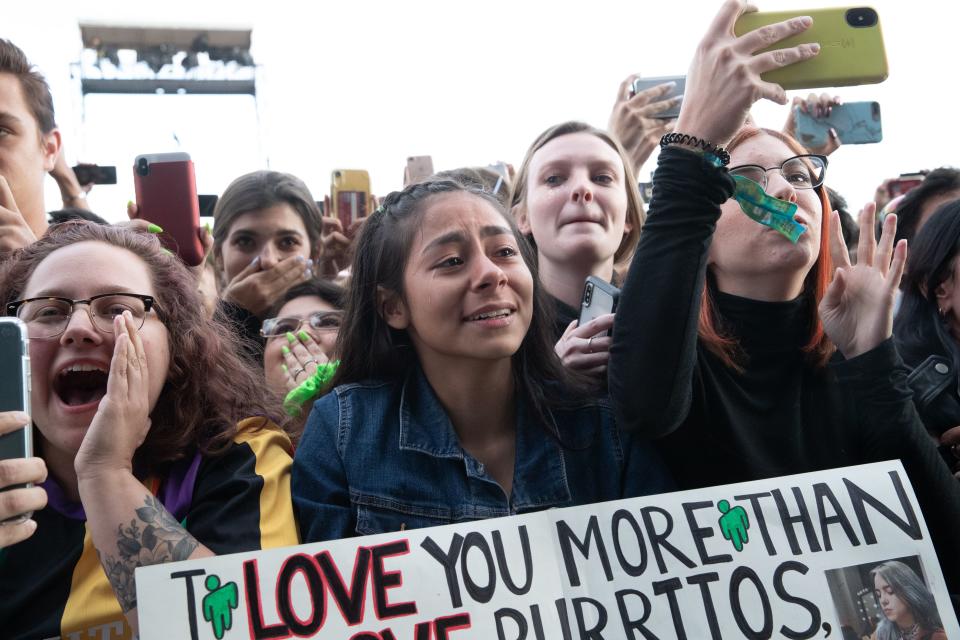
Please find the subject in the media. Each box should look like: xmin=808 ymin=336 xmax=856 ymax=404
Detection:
xmin=833 ymin=339 xmax=960 ymax=592
xmin=608 ymin=147 xmax=735 ymax=436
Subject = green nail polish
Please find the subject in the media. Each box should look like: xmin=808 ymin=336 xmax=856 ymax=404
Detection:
xmin=161 ymin=248 xmax=174 ymax=256
xmin=298 ymin=330 xmax=310 ymax=342
xmin=281 ymin=345 xmax=290 ymax=355
xmin=204 ymin=222 xmax=212 ymax=233
xmin=285 ymin=332 xmax=296 ymax=344
xmin=148 ymin=223 xmax=164 ymax=233
xmin=127 ymin=200 xmax=134 ymax=209
xmin=282 ymin=364 xmax=288 ymax=373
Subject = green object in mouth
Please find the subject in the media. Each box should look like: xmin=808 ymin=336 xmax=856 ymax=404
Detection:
xmin=732 ymin=175 xmax=805 ymax=244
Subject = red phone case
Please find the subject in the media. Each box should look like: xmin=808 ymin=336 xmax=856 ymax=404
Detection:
xmin=133 ymin=153 xmax=203 ymax=266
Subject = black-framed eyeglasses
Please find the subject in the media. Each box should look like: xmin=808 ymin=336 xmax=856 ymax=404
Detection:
xmin=728 ymin=154 xmax=828 ymax=191
xmin=7 ymin=293 xmax=157 ymax=339
xmin=261 ymin=311 xmax=343 ymax=338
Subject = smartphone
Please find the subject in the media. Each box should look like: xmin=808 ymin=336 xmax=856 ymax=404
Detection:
xmin=197 ymin=194 xmax=218 ymax=218
xmin=330 ymin=169 xmax=372 ymax=231
xmin=887 ymin=173 xmax=925 ymax=199
xmin=404 ymin=156 xmax=435 ymax=186
xmin=0 ymin=318 xmax=33 ymax=522
xmin=133 ymin=152 xmax=204 ymax=267
xmin=579 ymin=277 xmax=621 ymax=337
xmin=638 ymin=182 xmax=654 ymax=204
xmin=630 ymin=76 xmax=685 ymax=119
xmin=733 ymin=7 xmax=888 ymax=90
xmin=794 ymin=101 xmax=882 ymax=147
xmin=72 ymin=164 xmax=117 ymax=186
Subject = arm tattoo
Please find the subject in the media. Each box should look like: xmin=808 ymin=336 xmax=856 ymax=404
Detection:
xmin=98 ymin=494 xmax=200 ymax=613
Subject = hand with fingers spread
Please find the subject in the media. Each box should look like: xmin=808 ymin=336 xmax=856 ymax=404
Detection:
xmin=221 ymin=255 xmax=314 ymax=318
xmin=279 ymin=330 xmax=330 ymax=392
xmin=74 ymin=311 xmax=153 ymax=480
xmin=608 ymin=75 xmax=679 ymax=171
xmin=0 ymin=175 xmax=38 ymax=252
xmin=555 ymin=314 xmax=615 ymax=377
xmin=820 ymin=203 xmax=907 ymax=359
xmin=674 ymin=0 xmax=820 ymax=147
xmin=319 ymin=216 xmax=357 ymax=277
xmin=0 ymin=411 xmax=47 ymax=548
xmin=783 ymin=93 xmax=843 ymax=155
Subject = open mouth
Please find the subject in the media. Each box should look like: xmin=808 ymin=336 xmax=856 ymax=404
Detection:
xmin=464 ymin=308 xmax=515 ymax=322
xmin=54 ymin=364 xmax=109 ymax=408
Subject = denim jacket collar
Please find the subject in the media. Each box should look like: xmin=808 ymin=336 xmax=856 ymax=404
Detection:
xmin=396 ymin=366 xmax=571 ymax=508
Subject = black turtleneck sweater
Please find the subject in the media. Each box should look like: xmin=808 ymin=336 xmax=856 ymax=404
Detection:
xmin=609 ymin=147 xmax=960 ymax=590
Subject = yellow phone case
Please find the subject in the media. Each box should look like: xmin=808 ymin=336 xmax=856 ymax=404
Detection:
xmin=733 ymin=7 xmax=888 ymax=90
xmin=330 ymin=169 xmax=372 ymax=228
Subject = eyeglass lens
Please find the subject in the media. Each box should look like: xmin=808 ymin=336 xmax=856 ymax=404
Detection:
xmin=16 ymin=295 xmax=148 ymax=338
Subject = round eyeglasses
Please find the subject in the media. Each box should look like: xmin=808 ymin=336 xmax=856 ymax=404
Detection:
xmin=7 ymin=293 xmax=157 ymax=339
xmin=728 ymin=154 xmax=828 ymax=191
xmin=261 ymin=311 xmax=343 ymax=338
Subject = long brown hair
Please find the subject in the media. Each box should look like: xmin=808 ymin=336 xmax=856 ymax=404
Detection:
xmin=699 ymin=127 xmax=835 ymax=370
xmin=0 ymin=222 xmax=286 ymax=473
xmin=509 ymin=121 xmax=644 ymax=271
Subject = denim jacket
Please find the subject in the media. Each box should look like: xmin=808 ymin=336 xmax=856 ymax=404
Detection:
xmin=292 ymin=366 xmax=674 ymax=542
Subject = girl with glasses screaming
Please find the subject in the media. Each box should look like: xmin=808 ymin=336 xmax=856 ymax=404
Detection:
xmin=608 ymin=0 xmax=960 ymax=591
xmin=0 ymin=222 xmax=299 ymax=638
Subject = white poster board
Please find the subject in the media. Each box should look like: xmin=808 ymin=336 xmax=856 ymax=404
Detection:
xmin=137 ymin=461 xmax=958 ymax=639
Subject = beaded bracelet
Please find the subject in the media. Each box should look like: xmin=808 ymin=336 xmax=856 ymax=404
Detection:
xmin=660 ymin=132 xmax=731 ymax=166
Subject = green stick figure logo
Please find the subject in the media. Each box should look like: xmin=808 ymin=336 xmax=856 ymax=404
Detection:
xmin=202 ymin=574 xmax=239 ymax=639
xmin=717 ymin=499 xmax=750 ymax=552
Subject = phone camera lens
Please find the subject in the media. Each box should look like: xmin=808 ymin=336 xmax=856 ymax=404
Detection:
xmin=845 ymin=8 xmax=877 ymax=28
xmin=136 ymin=157 xmax=149 ymax=177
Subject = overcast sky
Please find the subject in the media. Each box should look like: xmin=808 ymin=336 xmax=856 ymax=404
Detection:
xmin=3 ymin=0 xmax=954 ymax=222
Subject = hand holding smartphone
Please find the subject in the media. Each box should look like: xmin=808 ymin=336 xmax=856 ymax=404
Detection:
xmin=630 ymin=76 xmax=686 ymax=119
xmin=0 ymin=318 xmax=46 ymax=540
xmin=579 ymin=277 xmax=621 ymax=337
xmin=794 ymin=100 xmax=882 ymax=147
xmin=133 ymin=153 xmax=204 ymax=267
xmin=733 ymin=7 xmax=888 ymax=90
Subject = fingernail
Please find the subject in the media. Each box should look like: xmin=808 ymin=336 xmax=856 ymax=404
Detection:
xmin=203 ymin=222 xmax=212 ymax=233
xmin=286 ymin=332 xmax=296 ymax=344
xmin=810 ymin=42 xmax=821 ymax=53
xmin=127 ymin=200 xmax=134 ymax=209
xmin=282 ymin=364 xmax=288 ymax=373
xmin=304 ymin=268 xmax=313 ymax=279
xmin=161 ymin=248 xmax=174 ymax=256
xmin=297 ymin=256 xmax=306 ymax=264
xmin=799 ymin=16 xmax=812 ymax=27
xmin=251 ymin=256 xmax=260 ymax=267
xmin=298 ymin=330 xmax=310 ymax=342
xmin=282 ymin=345 xmax=290 ymax=355
xmin=12 ymin=411 xmax=30 ymax=425
xmin=147 ymin=223 xmax=163 ymax=233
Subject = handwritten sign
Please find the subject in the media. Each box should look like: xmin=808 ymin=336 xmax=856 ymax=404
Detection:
xmin=137 ymin=461 xmax=958 ymax=639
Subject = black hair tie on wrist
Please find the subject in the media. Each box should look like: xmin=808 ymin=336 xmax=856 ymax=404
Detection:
xmin=660 ymin=132 xmax=731 ymax=166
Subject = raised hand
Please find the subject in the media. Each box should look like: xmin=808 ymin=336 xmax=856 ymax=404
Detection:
xmin=783 ymin=93 xmax=843 ymax=155
xmin=675 ymin=0 xmax=820 ymax=147
xmin=74 ymin=311 xmax=153 ymax=480
xmin=0 ymin=176 xmax=37 ymax=252
xmin=819 ymin=203 xmax=907 ymax=359
xmin=554 ymin=314 xmax=615 ymax=377
xmin=608 ymin=75 xmax=679 ymax=172
xmin=221 ymin=255 xmax=313 ymax=317
xmin=280 ymin=330 xmax=329 ymax=392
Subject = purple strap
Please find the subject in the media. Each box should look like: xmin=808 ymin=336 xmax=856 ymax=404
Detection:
xmin=42 ymin=451 xmax=203 ymax=522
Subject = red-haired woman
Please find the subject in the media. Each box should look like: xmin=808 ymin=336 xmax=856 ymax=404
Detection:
xmin=0 ymin=223 xmax=299 ymax=638
xmin=608 ymin=0 xmax=960 ymax=588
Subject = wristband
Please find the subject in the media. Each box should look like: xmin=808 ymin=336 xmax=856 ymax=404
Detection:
xmin=283 ymin=360 xmax=340 ymax=417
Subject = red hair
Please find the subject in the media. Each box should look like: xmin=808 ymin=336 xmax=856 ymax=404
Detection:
xmin=699 ymin=127 xmax=835 ymax=370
